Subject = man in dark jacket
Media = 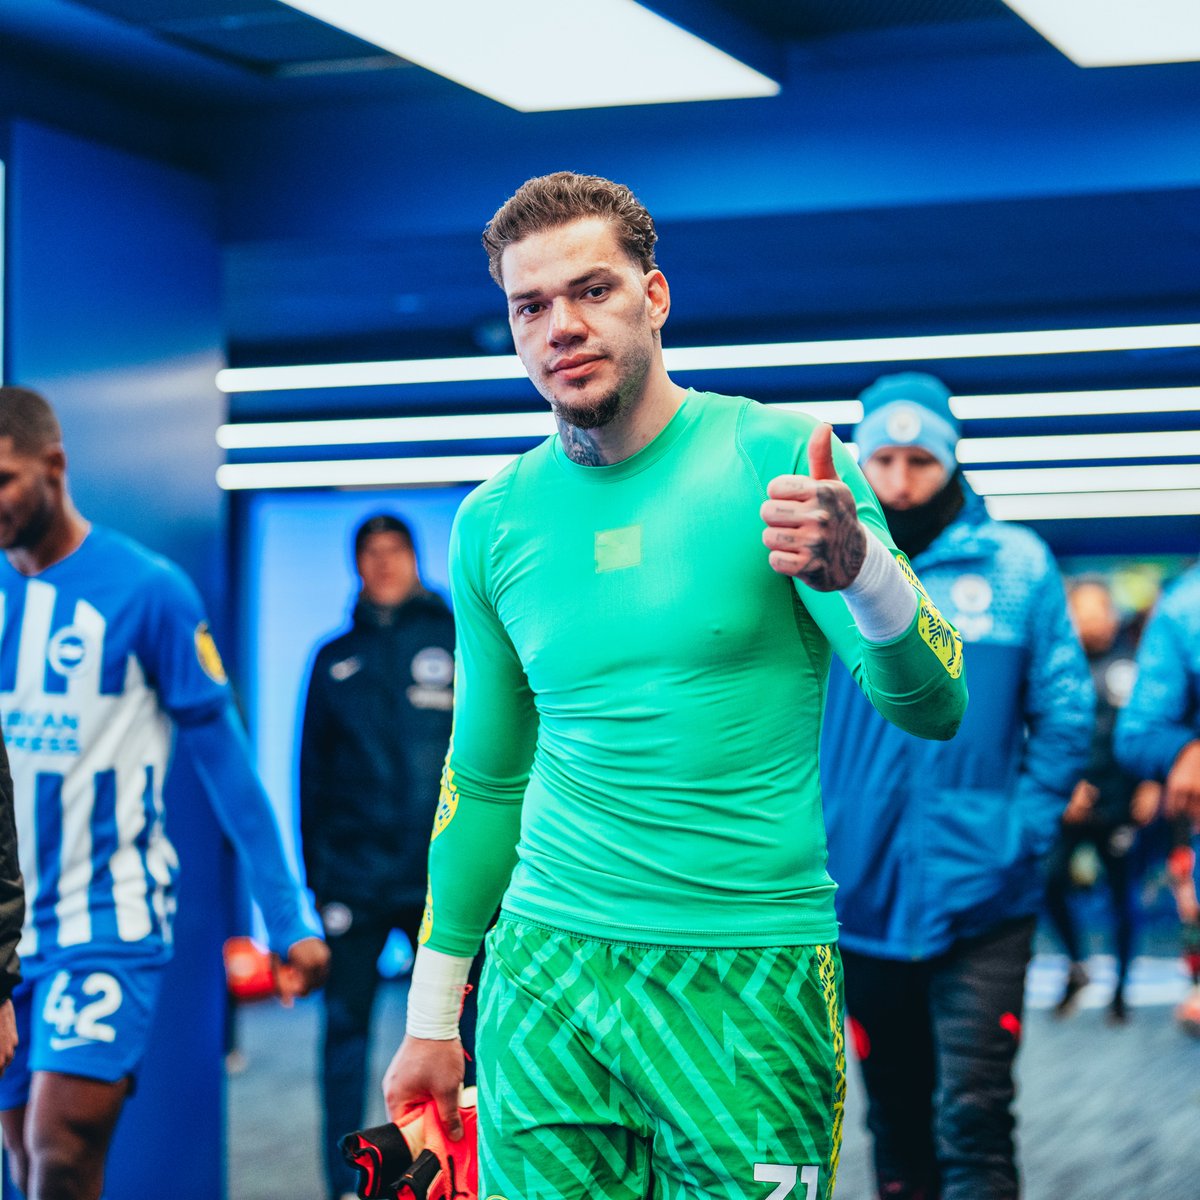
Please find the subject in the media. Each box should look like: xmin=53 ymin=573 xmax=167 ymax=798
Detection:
xmin=300 ymin=513 xmax=461 ymax=1200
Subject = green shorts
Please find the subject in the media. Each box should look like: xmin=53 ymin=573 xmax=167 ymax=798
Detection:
xmin=477 ymin=917 xmax=845 ymax=1200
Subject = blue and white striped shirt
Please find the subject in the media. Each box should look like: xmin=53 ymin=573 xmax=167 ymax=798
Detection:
xmin=0 ymin=526 xmax=228 ymax=961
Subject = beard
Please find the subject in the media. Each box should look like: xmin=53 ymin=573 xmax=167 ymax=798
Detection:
xmin=881 ymin=470 xmax=965 ymax=560
xmin=1 ymin=492 xmax=55 ymax=552
xmin=549 ymin=387 xmax=624 ymax=431
xmin=545 ymin=340 xmax=652 ymax=431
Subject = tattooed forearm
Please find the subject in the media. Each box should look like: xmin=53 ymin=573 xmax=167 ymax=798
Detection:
xmin=556 ymin=418 xmax=609 ymax=466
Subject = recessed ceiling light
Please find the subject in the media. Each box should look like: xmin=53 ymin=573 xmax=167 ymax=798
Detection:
xmin=1002 ymin=0 xmax=1200 ymax=66
xmin=278 ymin=0 xmax=779 ymax=111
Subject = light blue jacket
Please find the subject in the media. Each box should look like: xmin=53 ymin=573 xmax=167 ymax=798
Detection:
xmin=822 ymin=483 xmax=1093 ymax=960
xmin=1115 ymin=564 xmax=1200 ymax=782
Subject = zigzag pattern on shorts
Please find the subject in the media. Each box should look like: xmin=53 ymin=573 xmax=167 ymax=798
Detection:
xmin=477 ymin=920 xmax=844 ymax=1200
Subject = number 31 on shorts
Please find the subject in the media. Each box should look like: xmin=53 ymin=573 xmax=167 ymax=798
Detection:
xmin=754 ymin=1162 xmax=820 ymax=1199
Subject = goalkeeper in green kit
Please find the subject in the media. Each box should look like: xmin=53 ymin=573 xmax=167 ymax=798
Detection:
xmin=382 ymin=172 xmax=968 ymax=1200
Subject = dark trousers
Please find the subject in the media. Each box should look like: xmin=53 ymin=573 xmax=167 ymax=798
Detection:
xmin=841 ymin=916 xmax=1036 ymax=1200
xmin=320 ymin=901 xmax=481 ymax=1199
xmin=1044 ymin=823 xmax=1136 ymax=990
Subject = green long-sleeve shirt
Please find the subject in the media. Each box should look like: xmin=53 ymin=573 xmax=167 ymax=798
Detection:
xmin=421 ymin=391 xmax=966 ymax=955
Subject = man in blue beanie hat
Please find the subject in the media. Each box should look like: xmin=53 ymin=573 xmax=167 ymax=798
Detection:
xmin=822 ymin=372 xmax=1093 ymax=1200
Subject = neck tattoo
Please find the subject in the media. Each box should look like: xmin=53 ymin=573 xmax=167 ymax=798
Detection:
xmin=557 ymin=418 xmax=608 ymax=466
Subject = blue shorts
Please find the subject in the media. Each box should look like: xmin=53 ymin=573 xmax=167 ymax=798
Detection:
xmin=0 ymin=951 xmax=165 ymax=1110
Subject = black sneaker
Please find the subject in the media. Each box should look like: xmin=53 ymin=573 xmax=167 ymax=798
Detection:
xmin=1054 ymin=962 xmax=1089 ymax=1016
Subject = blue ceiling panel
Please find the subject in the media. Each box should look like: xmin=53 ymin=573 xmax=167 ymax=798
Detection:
xmin=157 ymin=16 xmax=385 ymax=70
xmin=706 ymin=0 xmax=1010 ymax=38
xmin=73 ymin=0 xmax=391 ymax=70
xmin=222 ymin=188 xmax=1200 ymax=358
xmin=78 ymin=0 xmax=272 ymax=19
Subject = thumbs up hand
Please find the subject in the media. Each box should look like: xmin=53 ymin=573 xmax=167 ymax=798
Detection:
xmin=760 ymin=423 xmax=867 ymax=592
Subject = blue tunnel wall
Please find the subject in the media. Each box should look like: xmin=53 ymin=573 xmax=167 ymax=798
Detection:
xmin=2 ymin=116 xmax=230 ymax=1200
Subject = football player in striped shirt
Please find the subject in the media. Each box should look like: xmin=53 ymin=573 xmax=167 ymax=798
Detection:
xmin=0 ymin=386 xmax=329 ymax=1200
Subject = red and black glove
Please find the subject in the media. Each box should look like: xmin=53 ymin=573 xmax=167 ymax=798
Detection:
xmin=340 ymin=1088 xmax=478 ymax=1200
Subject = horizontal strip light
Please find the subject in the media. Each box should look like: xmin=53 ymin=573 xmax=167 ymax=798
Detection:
xmin=950 ymin=386 xmax=1200 ymax=421
xmin=986 ymin=490 xmax=1200 ymax=521
xmin=217 ymin=454 xmax=1200 ymax=522
xmin=278 ymin=0 xmax=778 ymax=111
xmin=216 ymin=387 xmax=1200 ymax=452
xmin=218 ymin=413 xmax=1200 ymax=491
xmin=965 ymin=464 xmax=1200 ymax=495
xmin=219 ymin=459 xmax=1200 ymax=498
xmin=216 ymin=400 xmax=859 ymax=450
xmin=217 ymin=355 xmax=525 ymax=393
xmin=217 ymin=411 xmax=557 ymax=450
xmin=216 ymin=454 xmax=517 ymax=491
xmin=958 ymin=430 xmax=1200 ymax=465
xmin=1002 ymin=0 xmax=1200 ymax=67
xmin=215 ymin=323 xmax=1200 ymax=394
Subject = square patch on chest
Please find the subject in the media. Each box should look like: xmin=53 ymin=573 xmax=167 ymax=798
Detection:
xmin=594 ymin=525 xmax=642 ymax=573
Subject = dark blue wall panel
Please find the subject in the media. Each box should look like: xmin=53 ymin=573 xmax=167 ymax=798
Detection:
xmin=3 ymin=117 xmax=229 ymax=1200
xmin=212 ymin=44 xmax=1200 ymax=246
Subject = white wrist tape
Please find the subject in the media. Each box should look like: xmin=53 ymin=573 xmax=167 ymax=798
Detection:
xmin=405 ymin=945 xmax=474 ymax=1040
xmin=842 ymin=530 xmax=919 ymax=644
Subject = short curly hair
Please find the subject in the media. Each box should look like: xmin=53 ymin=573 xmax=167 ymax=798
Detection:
xmin=483 ymin=171 xmax=658 ymax=288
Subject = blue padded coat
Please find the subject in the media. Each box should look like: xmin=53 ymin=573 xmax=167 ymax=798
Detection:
xmin=822 ymin=482 xmax=1093 ymax=960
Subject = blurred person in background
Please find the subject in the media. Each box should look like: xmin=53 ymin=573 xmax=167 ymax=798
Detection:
xmin=1115 ymin=562 xmax=1200 ymax=1033
xmin=822 ymin=371 xmax=1093 ymax=1200
xmin=1045 ymin=579 xmax=1154 ymax=1023
xmin=300 ymin=513 xmax=468 ymax=1200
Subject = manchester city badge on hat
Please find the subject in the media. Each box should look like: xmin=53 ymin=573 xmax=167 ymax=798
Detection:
xmin=854 ymin=372 xmax=960 ymax=472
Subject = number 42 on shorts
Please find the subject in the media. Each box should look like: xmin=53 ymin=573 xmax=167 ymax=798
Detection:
xmin=754 ymin=1162 xmax=820 ymax=1199
xmin=42 ymin=970 xmax=123 ymax=1046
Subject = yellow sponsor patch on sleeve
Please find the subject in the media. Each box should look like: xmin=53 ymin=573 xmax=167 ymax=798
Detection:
xmin=896 ymin=555 xmax=930 ymax=601
xmin=431 ymin=734 xmax=459 ymax=841
xmin=194 ymin=622 xmax=228 ymax=685
xmin=918 ymin=598 xmax=964 ymax=679
xmin=896 ymin=556 xmax=964 ymax=679
xmin=418 ymin=881 xmax=433 ymax=945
